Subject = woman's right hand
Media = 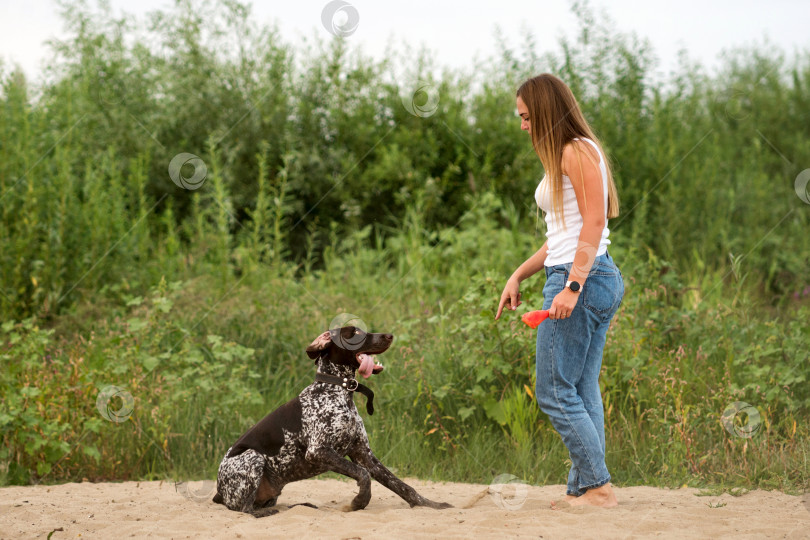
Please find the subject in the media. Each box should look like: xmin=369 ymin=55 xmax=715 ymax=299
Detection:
xmin=495 ymin=278 xmax=521 ymax=320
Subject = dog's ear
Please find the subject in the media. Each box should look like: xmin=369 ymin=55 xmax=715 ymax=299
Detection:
xmin=306 ymin=330 xmax=332 ymax=360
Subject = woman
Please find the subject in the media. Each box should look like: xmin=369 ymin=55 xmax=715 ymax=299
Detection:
xmin=495 ymin=74 xmax=624 ymax=508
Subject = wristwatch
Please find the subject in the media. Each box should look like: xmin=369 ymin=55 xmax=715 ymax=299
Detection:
xmin=565 ymin=280 xmax=581 ymax=293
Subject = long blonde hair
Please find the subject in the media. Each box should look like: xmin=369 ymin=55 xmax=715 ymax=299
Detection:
xmin=517 ymin=74 xmax=619 ymax=223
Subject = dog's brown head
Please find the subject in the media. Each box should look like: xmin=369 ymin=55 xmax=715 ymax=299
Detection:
xmin=306 ymin=326 xmax=391 ymax=377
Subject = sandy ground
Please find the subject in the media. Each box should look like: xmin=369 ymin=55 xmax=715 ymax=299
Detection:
xmin=1 ymin=478 xmax=809 ymax=539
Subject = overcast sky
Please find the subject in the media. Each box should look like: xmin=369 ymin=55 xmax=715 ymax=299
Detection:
xmin=1 ymin=0 xmax=809 ymax=83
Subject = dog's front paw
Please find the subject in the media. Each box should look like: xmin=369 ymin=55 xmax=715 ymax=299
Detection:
xmin=348 ymin=496 xmax=371 ymax=511
xmin=411 ymin=497 xmax=452 ymax=510
xmin=342 ymin=500 xmax=369 ymax=512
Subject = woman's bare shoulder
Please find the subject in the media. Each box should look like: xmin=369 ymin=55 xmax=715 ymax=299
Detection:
xmin=561 ymin=139 xmax=600 ymax=176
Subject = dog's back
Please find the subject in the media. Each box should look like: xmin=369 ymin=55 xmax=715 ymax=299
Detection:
xmin=227 ymin=398 xmax=303 ymax=459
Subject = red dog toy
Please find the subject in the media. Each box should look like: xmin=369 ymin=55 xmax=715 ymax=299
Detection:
xmin=521 ymin=309 xmax=550 ymax=329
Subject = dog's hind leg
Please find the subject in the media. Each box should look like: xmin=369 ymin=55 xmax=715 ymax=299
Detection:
xmin=216 ymin=449 xmax=266 ymax=514
xmin=250 ymin=507 xmax=280 ymax=518
xmin=305 ymin=447 xmax=372 ymax=511
xmin=249 ymin=502 xmax=315 ymax=518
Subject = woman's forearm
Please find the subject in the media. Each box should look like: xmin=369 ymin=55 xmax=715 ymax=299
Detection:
xmin=568 ymin=221 xmax=604 ymax=285
xmin=510 ymin=241 xmax=549 ymax=283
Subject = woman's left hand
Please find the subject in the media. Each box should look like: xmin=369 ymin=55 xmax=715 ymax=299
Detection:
xmin=548 ymin=288 xmax=580 ymax=319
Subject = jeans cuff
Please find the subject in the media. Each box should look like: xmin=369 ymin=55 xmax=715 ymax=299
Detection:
xmin=578 ymin=474 xmax=611 ymax=493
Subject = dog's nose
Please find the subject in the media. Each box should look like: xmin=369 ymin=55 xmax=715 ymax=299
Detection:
xmin=383 ymin=333 xmax=393 ymax=341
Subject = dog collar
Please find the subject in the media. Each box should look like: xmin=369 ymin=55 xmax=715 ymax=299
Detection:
xmin=314 ymin=372 xmax=376 ymax=415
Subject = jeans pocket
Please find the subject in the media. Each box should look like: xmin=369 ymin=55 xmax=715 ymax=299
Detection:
xmin=582 ymin=270 xmax=623 ymax=319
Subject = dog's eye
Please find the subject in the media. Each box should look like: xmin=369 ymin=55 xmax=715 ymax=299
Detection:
xmin=355 ymin=330 xmax=360 ymax=335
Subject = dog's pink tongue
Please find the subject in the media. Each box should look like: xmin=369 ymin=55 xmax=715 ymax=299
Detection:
xmin=357 ymin=353 xmax=375 ymax=379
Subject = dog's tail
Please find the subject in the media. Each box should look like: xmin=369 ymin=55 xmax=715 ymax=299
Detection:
xmin=212 ymin=492 xmax=224 ymax=505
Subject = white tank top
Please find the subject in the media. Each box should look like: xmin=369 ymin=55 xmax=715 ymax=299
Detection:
xmin=534 ymin=137 xmax=610 ymax=266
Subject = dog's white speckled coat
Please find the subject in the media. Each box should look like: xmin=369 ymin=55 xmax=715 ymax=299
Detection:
xmin=213 ymin=327 xmax=452 ymax=517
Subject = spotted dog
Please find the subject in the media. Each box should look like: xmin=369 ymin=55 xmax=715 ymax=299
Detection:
xmin=213 ymin=326 xmax=452 ymax=517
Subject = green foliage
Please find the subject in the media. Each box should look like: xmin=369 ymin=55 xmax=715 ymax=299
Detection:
xmin=0 ymin=279 xmax=263 ymax=484
xmin=3 ymin=214 xmax=807 ymax=488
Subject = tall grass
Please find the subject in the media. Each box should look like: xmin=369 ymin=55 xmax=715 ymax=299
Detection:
xmin=2 ymin=197 xmax=808 ymax=489
xmin=1 ymin=0 xmax=808 ymax=491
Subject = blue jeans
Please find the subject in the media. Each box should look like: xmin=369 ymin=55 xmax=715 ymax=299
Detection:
xmin=535 ymin=251 xmax=624 ymax=496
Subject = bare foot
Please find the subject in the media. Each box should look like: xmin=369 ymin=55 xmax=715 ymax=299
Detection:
xmin=549 ymin=494 xmax=577 ymax=509
xmin=567 ymin=483 xmax=618 ymax=508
